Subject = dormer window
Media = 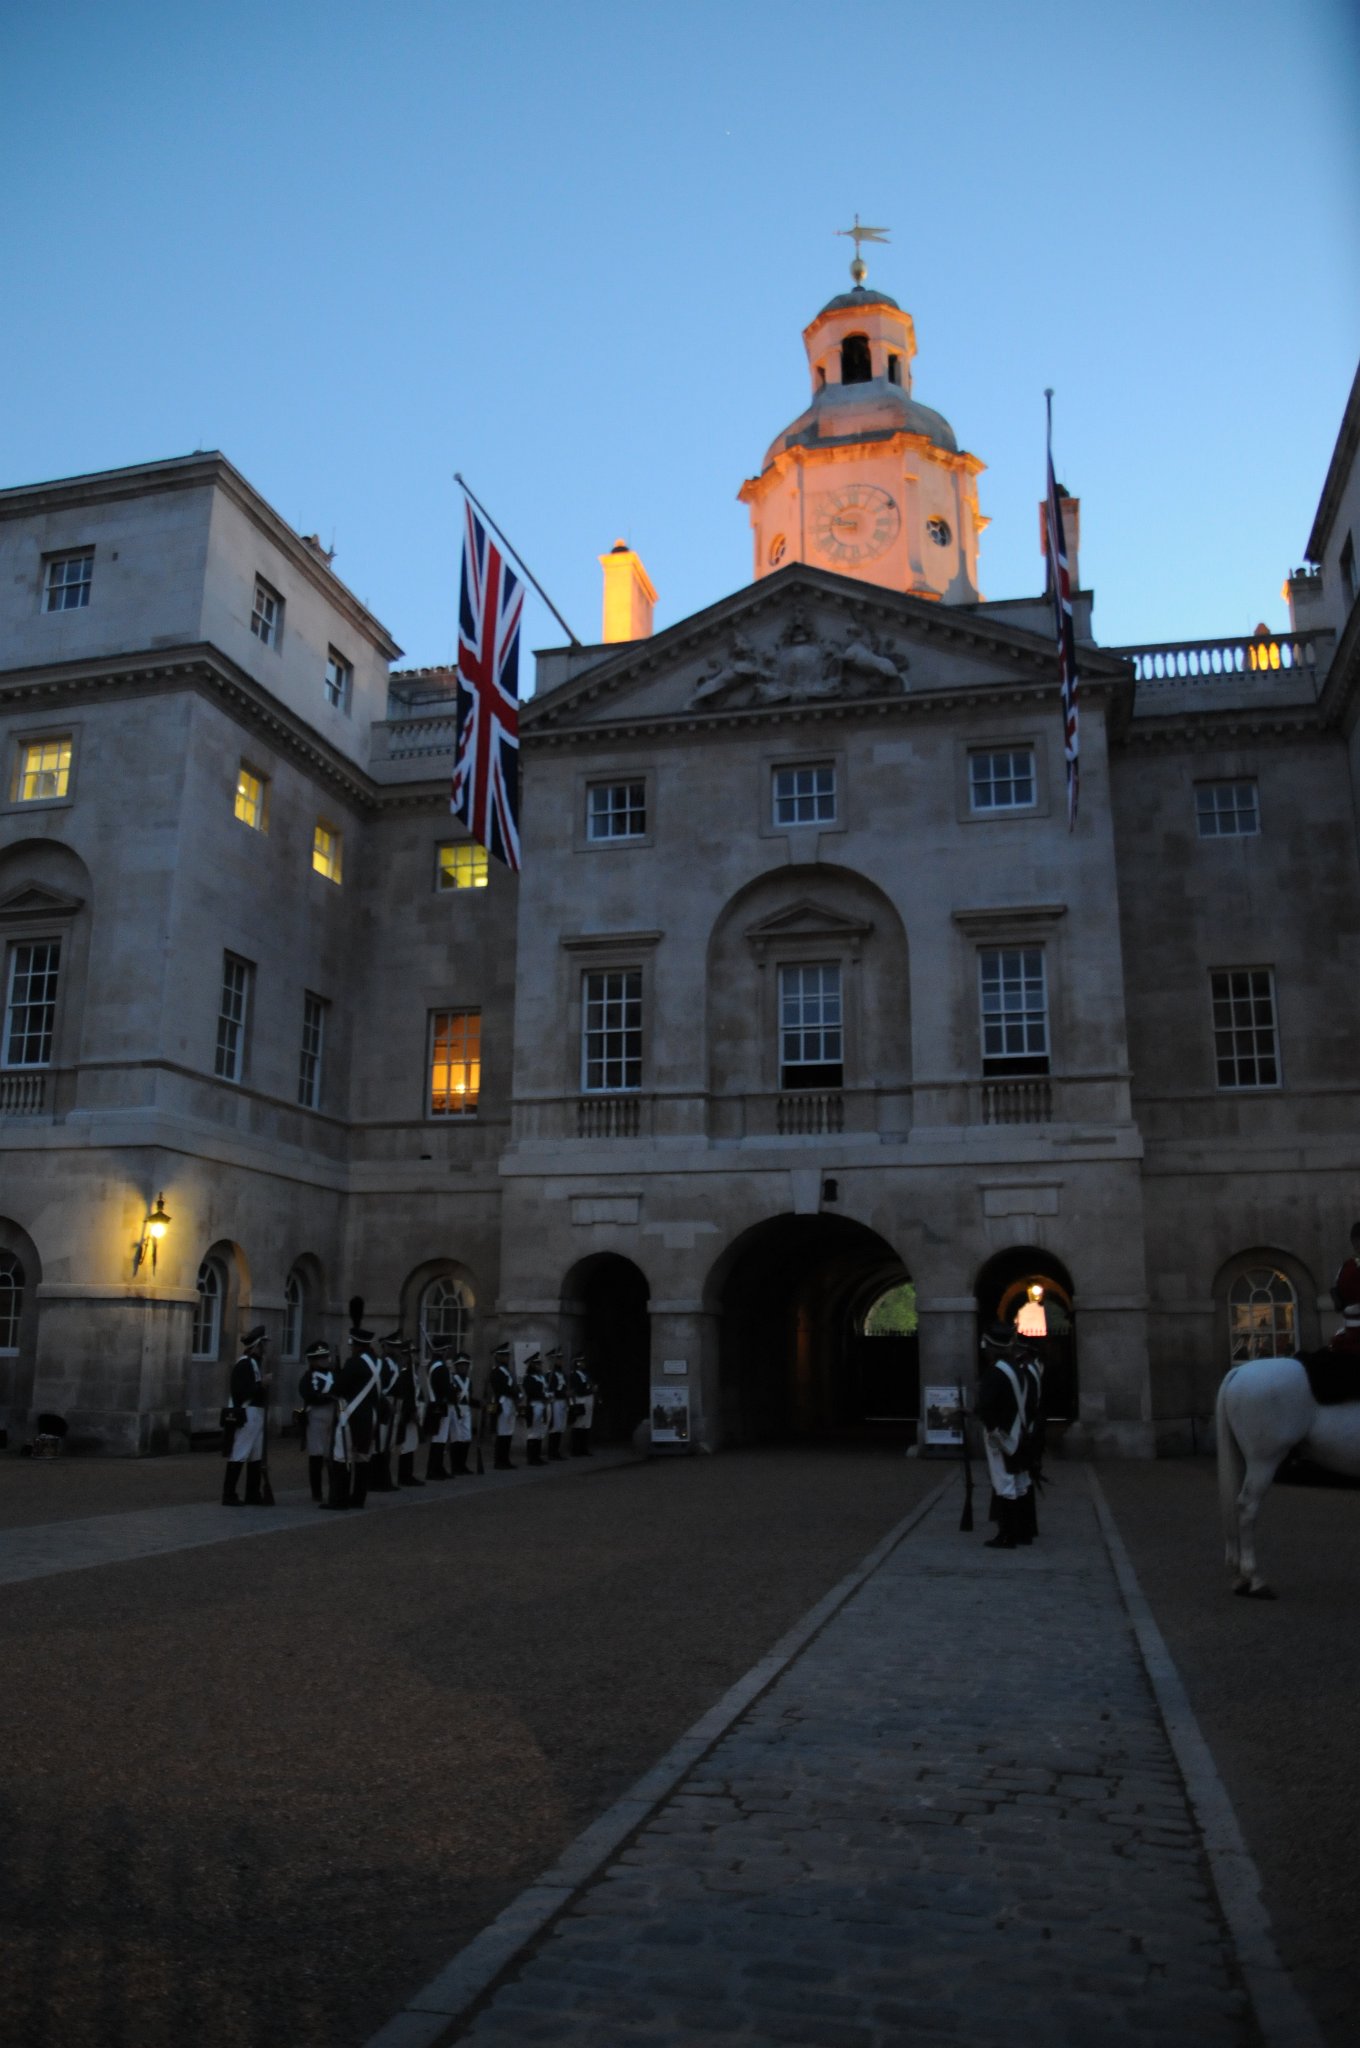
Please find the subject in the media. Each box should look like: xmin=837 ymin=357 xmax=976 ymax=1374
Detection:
xmin=840 ymin=333 xmax=872 ymax=385
xmin=886 ymin=353 xmax=902 ymax=386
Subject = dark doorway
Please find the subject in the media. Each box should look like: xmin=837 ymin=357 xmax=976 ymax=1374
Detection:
xmin=975 ymin=1246 xmax=1078 ymax=1422
xmin=709 ymin=1213 xmax=912 ymax=1443
xmin=562 ymin=1253 xmax=650 ymax=1445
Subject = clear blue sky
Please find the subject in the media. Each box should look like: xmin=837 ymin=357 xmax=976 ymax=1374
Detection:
xmin=3 ymin=0 xmax=1356 ymax=678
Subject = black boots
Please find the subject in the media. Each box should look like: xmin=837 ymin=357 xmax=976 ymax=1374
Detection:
xmin=985 ymin=1497 xmax=1018 ymax=1549
xmin=398 ymin=1451 xmax=424 ymax=1488
xmin=426 ymin=1444 xmax=448 ymax=1481
xmin=526 ymin=1438 xmax=543 ymax=1467
xmin=222 ymin=1461 xmax=242 ymax=1505
xmin=308 ymin=1455 xmax=325 ymax=1503
xmin=494 ymin=1437 xmax=514 ymax=1470
xmin=1014 ymin=1489 xmax=1037 ymax=1544
xmin=451 ymin=1441 xmax=469 ymax=1475
xmin=547 ymin=1431 xmax=564 ymax=1461
xmin=369 ymin=1452 xmax=395 ymax=1493
xmin=324 ymin=1461 xmax=351 ymax=1509
xmin=243 ymin=1463 xmax=263 ymax=1506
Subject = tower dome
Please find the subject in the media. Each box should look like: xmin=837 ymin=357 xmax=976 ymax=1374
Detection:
xmin=739 ymin=266 xmax=986 ymax=602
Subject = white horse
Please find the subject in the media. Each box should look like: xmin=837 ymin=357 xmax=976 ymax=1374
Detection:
xmin=1217 ymin=1355 xmax=1360 ymax=1596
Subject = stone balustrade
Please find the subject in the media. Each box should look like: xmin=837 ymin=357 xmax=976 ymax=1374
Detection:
xmin=0 ymin=1070 xmax=46 ymax=1115
xmin=1115 ymin=629 xmax=1329 ymax=687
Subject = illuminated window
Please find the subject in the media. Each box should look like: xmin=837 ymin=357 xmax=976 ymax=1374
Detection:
xmin=437 ymin=842 xmax=489 ymax=891
xmin=215 ymin=954 xmax=251 ymax=1082
xmin=1228 ymin=1267 xmax=1296 ymax=1364
xmin=979 ymin=948 xmax=1049 ymax=1076
xmin=779 ymin=963 xmax=842 ymax=1089
xmin=312 ymin=822 xmax=343 ymax=883
xmin=324 ymin=648 xmax=352 ymax=712
xmin=969 ymin=749 xmax=1035 ymax=813
xmin=586 ymin=782 xmax=647 ymax=840
xmin=1211 ymin=969 xmax=1279 ymax=1088
xmin=192 ymin=1258 xmax=223 ymax=1359
xmin=250 ymin=576 xmax=283 ymax=649
xmin=1195 ymin=781 xmax=1259 ymax=837
xmin=0 ymin=1251 xmax=22 ymax=1352
xmin=3 ymin=942 xmax=61 ymax=1067
xmin=421 ymin=1274 xmax=471 ymax=1350
xmin=13 ymin=736 xmax=72 ymax=803
xmin=429 ymin=1009 xmax=481 ymax=1116
xmin=581 ymin=970 xmax=641 ymax=1092
xmin=44 ymin=550 xmax=93 ymax=611
xmin=298 ymin=992 xmax=325 ymax=1109
xmin=234 ymin=764 xmax=268 ymax=831
xmin=773 ymin=762 xmax=836 ymax=827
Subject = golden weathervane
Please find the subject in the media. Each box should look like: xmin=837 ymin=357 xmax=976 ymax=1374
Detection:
xmin=835 ymin=214 xmax=890 ymax=286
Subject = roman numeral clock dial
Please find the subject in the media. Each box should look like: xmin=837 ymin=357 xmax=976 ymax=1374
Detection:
xmin=811 ymin=484 xmax=901 ymax=565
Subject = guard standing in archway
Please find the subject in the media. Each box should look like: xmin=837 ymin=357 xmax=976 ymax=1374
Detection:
xmin=975 ymin=1323 xmax=1035 ymax=1550
xmin=298 ymin=1340 xmax=337 ymax=1504
xmin=221 ymin=1326 xmax=270 ymax=1506
xmin=490 ymin=1342 xmax=519 ymax=1468
xmin=569 ymin=1354 xmax=597 ymax=1456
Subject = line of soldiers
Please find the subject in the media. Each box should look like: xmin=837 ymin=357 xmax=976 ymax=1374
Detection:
xmin=222 ymin=1325 xmax=599 ymax=1509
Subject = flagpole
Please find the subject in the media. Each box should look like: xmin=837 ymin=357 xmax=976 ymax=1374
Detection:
xmin=454 ymin=474 xmax=581 ymax=647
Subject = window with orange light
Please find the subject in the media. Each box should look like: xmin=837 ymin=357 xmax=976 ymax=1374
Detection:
xmin=429 ymin=1009 xmax=480 ymax=1116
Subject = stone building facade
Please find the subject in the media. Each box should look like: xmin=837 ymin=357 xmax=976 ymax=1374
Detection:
xmin=1 ymin=283 xmax=1356 ymax=1455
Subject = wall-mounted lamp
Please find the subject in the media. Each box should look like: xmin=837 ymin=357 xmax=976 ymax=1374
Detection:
xmin=132 ymin=1193 xmax=172 ymax=1276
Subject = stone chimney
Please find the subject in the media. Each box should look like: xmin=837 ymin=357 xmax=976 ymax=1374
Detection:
xmin=1039 ymin=491 xmax=1081 ymax=592
xmin=599 ymin=540 xmax=657 ymax=643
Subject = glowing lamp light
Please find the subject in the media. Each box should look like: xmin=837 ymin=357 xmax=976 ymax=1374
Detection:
xmin=133 ymin=1192 xmax=173 ymax=1276
xmin=1016 ymin=1282 xmax=1048 ymax=1338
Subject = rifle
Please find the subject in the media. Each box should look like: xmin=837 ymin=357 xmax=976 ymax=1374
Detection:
xmin=259 ymin=1365 xmax=276 ymax=1508
xmin=958 ymin=1396 xmax=974 ymax=1533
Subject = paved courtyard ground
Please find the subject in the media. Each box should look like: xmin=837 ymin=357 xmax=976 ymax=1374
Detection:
xmin=0 ymin=1443 xmax=1354 ymax=2047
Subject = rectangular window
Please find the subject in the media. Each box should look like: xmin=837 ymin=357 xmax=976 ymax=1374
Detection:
xmin=3 ymin=941 xmax=61 ymax=1067
xmin=773 ymin=763 xmax=836 ymax=827
xmin=969 ymin=749 xmax=1036 ymax=813
xmin=586 ymin=781 xmax=647 ymax=840
xmin=1195 ymin=780 xmax=1259 ymax=837
xmin=215 ymin=954 xmax=252 ymax=1082
xmin=298 ymin=992 xmax=326 ymax=1109
xmin=437 ymin=841 xmax=489 ymax=891
xmin=13 ymin=736 xmax=73 ymax=803
xmin=44 ymin=550 xmax=93 ymax=612
xmin=250 ymin=576 xmax=283 ymax=649
xmin=429 ymin=1008 xmax=481 ymax=1116
xmin=324 ymin=648 xmax=352 ymax=711
xmin=979 ymin=948 xmax=1049 ymax=1075
xmin=312 ymin=821 xmax=343 ymax=883
xmin=779 ymin=963 xmax=843 ymax=1089
xmin=234 ymin=763 xmax=268 ymax=831
xmin=581 ymin=969 xmax=642 ymax=1092
xmin=1211 ymin=968 xmax=1279 ymax=1089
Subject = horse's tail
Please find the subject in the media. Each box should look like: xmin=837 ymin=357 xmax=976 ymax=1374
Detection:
xmin=1216 ymin=1367 xmax=1246 ymax=1564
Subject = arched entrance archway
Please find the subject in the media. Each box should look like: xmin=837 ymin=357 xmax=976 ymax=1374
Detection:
xmin=561 ymin=1254 xmax=650 ymax=1445
xmin=707 ymin=1214 xmax=911 ymax=1443
xmin=975 ymin=1245 xmax=1077 ymax=1422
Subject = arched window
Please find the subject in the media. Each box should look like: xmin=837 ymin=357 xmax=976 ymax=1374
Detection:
xmin=282 ymin=1270 xmax=304 ymax=1360
xmin=840 ymin=332 xmax=872 ymax=384
xmin=1228 ymin=1267 xmax=1296 ymax=1364
xmin=420 ymin=1275 xmax=471 ymax=1352
xmin=192 ymin=1258 xmax=224 ymax=1360
xmin=0 ymin=1251 xmax=22 ymax=1353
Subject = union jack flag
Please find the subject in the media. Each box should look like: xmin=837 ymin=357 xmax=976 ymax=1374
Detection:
xmin=1044 ymin=401 xmax=1079 ymax=830
xmin=452 ymin=499 xmax=525 ymax=870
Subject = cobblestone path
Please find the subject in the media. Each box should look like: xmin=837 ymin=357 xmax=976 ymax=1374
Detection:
xmin=452 ymin=1477 xmax=1255 ymax=2048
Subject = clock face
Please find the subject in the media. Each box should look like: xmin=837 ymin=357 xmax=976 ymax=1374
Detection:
xmin=811 ymin=484 xmax=900 ymax=565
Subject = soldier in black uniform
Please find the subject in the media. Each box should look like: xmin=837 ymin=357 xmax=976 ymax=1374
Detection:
xmin=449 ymin=1351 xmax=476 ymax=1474
xmin=425 ymin=1340 xmax=454 ymax=1479
xmin=393 ymin=1337 xmax=425 ymax=1488
xmin=222 ymin=1326 xmax=270 ymax=1506
xmin=297 ymin=1340 xmax=337 ymax=1504
xmin=546 ymin=1347 xmax=568 ymax=1461
xmin=522 ymin=1347 xmax=549 ymax=1466
xmin=327 ymin=1328 xmax=381 ymax=1510
xmin=568 ymin=1354 xmax=596 ymax=1457
xmin=369 ymin=1333 xmax=402 ymax=1492
xmin=974 ymin=1323 xmax=1035 ymax=1551
xmin=489 ymin=1341 xmax=519 ymax=1469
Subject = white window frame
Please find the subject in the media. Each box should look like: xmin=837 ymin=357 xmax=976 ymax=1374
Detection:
xmin=1227 ymin=1267 xmax=1296 ymax=1364
xmin=421 ymin=1275 xmax=471 ymax=1350
xmin=12 ymin=734 xmax=74 ymax=805
xmin=251 ymin=576 xmax=283 ymax=649
xmin=773 ymin=761 xmax=836 ymax=828
xmin=298 ymin=992 xmax=326 ymax=1109
xmin=436 ymin=841 xmax=489 ymax=892
xmin=215 ymin=954 xmax=252 ymax=1082
xmin=1195 ymin=780 xmax=1259 ymax=838
xmin=234 ymin=762 xmax=269 ymax=832
xmin=312 ymin=820 xmax=343 ymax=884
xmin=44 ymin=550 xmax=93 ymax=612
xmin=778 ymin=961 xmax=843 ymax=1089
xmin=0 ymin=1250 xmax=23 ymax=1353
xmin=324 ymin=647 xmax=353 ymax=712
xmin=979 ymin=947 xmax=1050 ymax=1076
xmin=586 ymin=781 xmax=647 ymax=842
xmin=968 ymin=749 xmax=1036 ymax=815
xmin=429 ymin=1008 xmax=481 ymax=1117
xmin=282 ymin=1270 xmax=304 ymax=1360
xmin=1211 ymin=968 xmax=1280 ymax=1089
xmin=3 ymin=939 xmax=61 ymax=1068
xmin=581 ymin=968 xmax=642 ymax=1093
xmin=192 ymin=1258 xmax=224 ymax=1360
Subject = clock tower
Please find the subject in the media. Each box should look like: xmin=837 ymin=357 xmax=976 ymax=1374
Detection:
xmin=739 ymin=262 xmax=987 ymax=603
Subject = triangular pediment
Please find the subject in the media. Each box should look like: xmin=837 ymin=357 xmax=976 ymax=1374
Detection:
xmin=745 ymin=898 xmax=874 ymax=950
xmin=523 ymin=564 xmax=1130 ymax=737
xmin=0 ymin=881 xmax=84 ymax=923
